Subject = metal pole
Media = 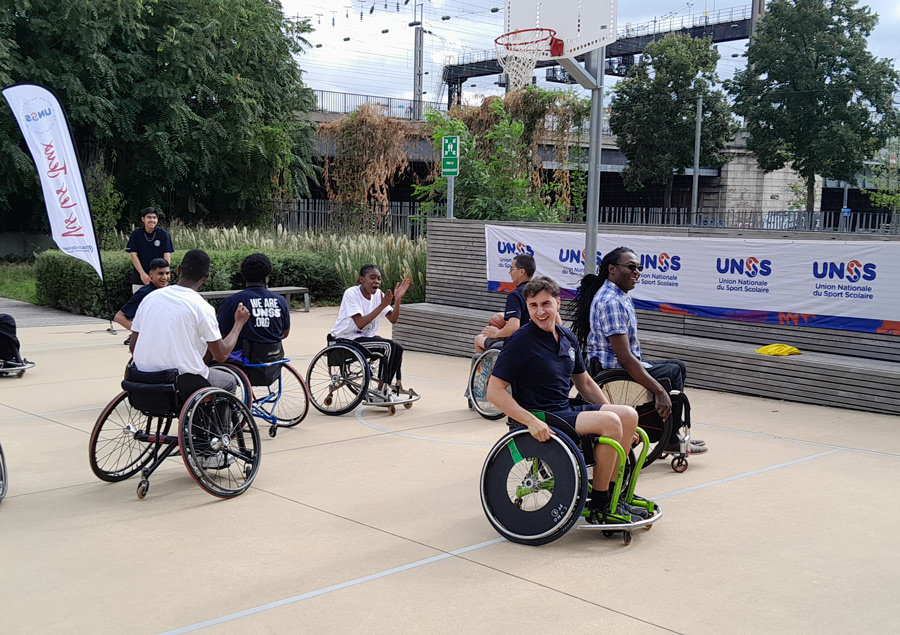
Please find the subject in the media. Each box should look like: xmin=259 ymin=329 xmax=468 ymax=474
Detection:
xmin=583 ymin=47 xmax=605 ymax=276
xmin=413 ymin=3 xmax=424 ymax=119
xmin=690 ymin=95 xmax=703 ymax=223
xmin=447 ymin=175 xmax=455 ymax=219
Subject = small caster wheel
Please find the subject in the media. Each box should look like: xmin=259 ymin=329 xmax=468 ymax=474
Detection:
xmin=467 ymin=399 xmax=475 ymax=410
xmin=324 ymin=396 xmax=333 ymax=407
xmin=16 ymin=370 xmax=25 ymax=378
xmin=268 ymin=427 xmax=277 ymax=438
xmin=644 ymin=524 xmax=653 ymax=531
xmin=623 ymin=531 xmax=632 ymax=545
xmin=672 ymin=457 xmax=688 ymax=473
xmin=602 ymin=530 xmax=614 ymax=538
xmin=387 ymin=405 xmax=396 ymax=416
xmin=403 ymin=401 xmax=413 ymax=409
xmin=136 ymin=480 xmax=149 ymax=500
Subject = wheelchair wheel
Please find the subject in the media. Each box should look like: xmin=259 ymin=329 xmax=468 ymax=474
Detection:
xmin=306 ymin=344 xmax=370 ymax=416
xmin=468 ymin=349 xmax=504 ymax=421
xmin=89 ymin=392 xmax=168 ymax=482
xmin=179 ymin=387 xmax=260 ymax=498
xmin=210 ymin=363 xmax=252 ymax=406
xmin=480 ymin=427 xmax=588 ymax=546
xmin=264 ymin=363 xmax=310 ymax=428
xmin=0 ymin=442 xmax=7 ymax=502
xmin=593 ymin=370 xmax=672 ymax=468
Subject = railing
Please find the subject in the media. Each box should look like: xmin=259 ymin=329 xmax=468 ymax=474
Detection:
xmin=271 ymin=199 xmax=444 ymax=239
xmin=312 ymin=90 xmax=447 ymax=120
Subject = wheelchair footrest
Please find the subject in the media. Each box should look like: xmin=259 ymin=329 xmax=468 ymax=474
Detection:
xmin=576 ymin=507 xmax=663 ymax=531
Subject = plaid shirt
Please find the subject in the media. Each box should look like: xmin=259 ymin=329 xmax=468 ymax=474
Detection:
xmin=586 ymin=279 xmax=648 ymax=370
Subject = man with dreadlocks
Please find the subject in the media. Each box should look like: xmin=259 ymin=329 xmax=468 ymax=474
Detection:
xmin=570 ymin=246 xmax=707 ymax=456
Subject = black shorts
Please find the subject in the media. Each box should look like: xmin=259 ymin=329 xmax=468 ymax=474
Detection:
xmin=549 ymin=402 xmax=605 ymax=429
xmin=483 ymin=337 xmax=505 ymax=351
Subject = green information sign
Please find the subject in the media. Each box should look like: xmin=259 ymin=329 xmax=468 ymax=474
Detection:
xmin=442 ymin=135 xmax=459 ymax=177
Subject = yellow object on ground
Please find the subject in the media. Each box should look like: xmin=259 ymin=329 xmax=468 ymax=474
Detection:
xmin=755 ymin=343 xmax=802 ymax=356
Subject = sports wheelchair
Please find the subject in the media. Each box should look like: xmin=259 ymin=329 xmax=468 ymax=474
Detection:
xmin=0 ymin=313 xmax=34 ymax=379
xmin=591 ymin=369 xmax=695 ymax=473
xmin=89 ymin=365 xmax=261 ymax=499
xmin=0 ymin=440 xmax=7 ymax=502
xmin=466 ymin=347 xmax=504 ymax=420
xmin=480 ymin=410 xmax=662 ymax=546
xmin=211 ymin=341 xmax=310 ymax=438
xmin=305 ymin=337 xmax=419 ymax=416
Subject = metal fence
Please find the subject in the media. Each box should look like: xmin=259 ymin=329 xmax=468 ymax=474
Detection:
xmin=271 ymin=199 xmax=444 ymax=239
xmin=312 ymin=90 xmax=447 ymax=120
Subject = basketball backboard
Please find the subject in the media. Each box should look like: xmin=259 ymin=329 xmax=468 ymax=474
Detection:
xmin=504 ymin=0 xmax=618 ymax=60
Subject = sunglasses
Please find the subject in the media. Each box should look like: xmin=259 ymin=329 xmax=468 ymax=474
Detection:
xmin=617 ymin=263 xmax=644 ymax=272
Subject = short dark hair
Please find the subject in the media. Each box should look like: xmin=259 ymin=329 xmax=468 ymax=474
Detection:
xmin=358 ymin=264 xmax=380 ymax=278
xmin=148 ymin=258 xmax=169 ymax=272
xmin=179 ymin=249 xmax=210 ymax=282
xmin=512 ymin=254 xmax=536 ymax=277
xmin=241 ymin=253 xmax=273 ymax=285
xmin=140 ymin=207 xmax=160 ymax=218
xmin=522 ymin=276 xmax=559 ymax=299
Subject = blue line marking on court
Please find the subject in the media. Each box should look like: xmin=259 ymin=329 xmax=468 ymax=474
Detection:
xmin=158 ymin=538 xmax=505 ymax=635
xmin=354 ymin=408 xmax=493 ymax=446
xmin=160 ymin=446 xmax=847 ymax=634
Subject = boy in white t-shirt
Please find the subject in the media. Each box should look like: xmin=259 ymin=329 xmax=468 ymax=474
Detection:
xmin=330 ymin=264 xmax=411 ymax=401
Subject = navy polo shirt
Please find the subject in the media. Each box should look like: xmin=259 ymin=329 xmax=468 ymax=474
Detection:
xmin=125 ymin=227 xmax=174 ymax=284
xmin=504 ymin=282 xmax=530 ymax=326
xmin=218 ymin=286 xmax=290 ymax=354
xmin=491 ymin=321 xmax=586 ymax=413
xmin=119 ymin=283 xmax=159 ymax=320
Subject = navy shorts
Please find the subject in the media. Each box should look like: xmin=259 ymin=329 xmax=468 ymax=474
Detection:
xmin=550 ymin=402 xmax=604 ymax=428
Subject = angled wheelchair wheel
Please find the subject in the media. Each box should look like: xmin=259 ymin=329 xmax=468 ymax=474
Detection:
xmin=264 ymin=363 xmax=310 ymax=428
xmin=210 ymin=363 xmax=252 ymax=406
xmin=481 ymin=427 xmax=588 ymax=546
xmin=89 ymin=392 xmax=168 ymax=483
xmin=306 ymin=343 xmax=370 ymax=416
xmin=179 ymin=388 xmax=260 ymax=498
xmin=593 ymin=369 xmax=672 ymax=468
xmin=0 ymin=442 xmax=7 ymax=502
xmin=468 ymin=349 xmax=505 ymax=421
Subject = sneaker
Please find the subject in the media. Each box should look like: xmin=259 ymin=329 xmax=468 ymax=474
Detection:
xmin=620 ymin=499 xmax=649 ymax=519
xmin=198 ymin=451 xmax=234 ymax=470
xmin=587 ymin=499 xmax=644 ymax=524
xmin=123 ymin=335 xmax=131 ymax=346
xmin=661 ymin=440 xmax=708 ymax=454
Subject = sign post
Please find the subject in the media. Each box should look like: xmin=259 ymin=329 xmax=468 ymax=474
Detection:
xmin=442 ymin=135 xmax=459 ymax=219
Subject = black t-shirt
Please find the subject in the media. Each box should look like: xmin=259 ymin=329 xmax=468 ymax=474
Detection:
xmin=218 ymin=287 xmax=290 ymax=354
xmin=119 ymin=283 xmax=158 ymax=320
xmin=125 ymin=227 xmax=174 ymax=284
xmin=503 ymin=282 xmax=530 ymax=326
xmin=491 ymin=322 xmax=585 ymax=413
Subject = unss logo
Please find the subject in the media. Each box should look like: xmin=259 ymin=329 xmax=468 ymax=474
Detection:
xmin=641 ymin=252 xmax=681 ymax=272
xmin=497 ymin=241 xmax=534 ymax=256
xmin=716 ymin=256 xmax=772 ymax=278
xmin=812 ymin=259 xmax=876 ymax=282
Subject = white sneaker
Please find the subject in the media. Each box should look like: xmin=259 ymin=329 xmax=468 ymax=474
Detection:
xmin=198 ymin=451 xmax=234 ymax=470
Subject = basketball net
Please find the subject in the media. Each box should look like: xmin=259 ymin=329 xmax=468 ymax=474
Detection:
xmin=495 ymin=28 xmax=560 ymax=91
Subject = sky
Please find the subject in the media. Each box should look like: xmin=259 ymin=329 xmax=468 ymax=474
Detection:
xmin=280 ymin=0 xmax=900 ymax=107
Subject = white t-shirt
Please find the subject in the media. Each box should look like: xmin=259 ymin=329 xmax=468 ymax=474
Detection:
xmin=330 ymin=286 xmax=391 ymax=340
xmin=132 ymin=285 xmax=222 ymax=379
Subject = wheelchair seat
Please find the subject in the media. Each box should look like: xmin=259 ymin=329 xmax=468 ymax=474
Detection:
xmin=122 ymin=365 xmax=209 ymax=417
xmin=240 ymin=340 xmax=286 ymax=386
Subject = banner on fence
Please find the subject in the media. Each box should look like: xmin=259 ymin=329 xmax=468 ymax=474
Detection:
xmin=485 ymin=224 xmax=900 ymax=334
xmin=2 ymin=84 xmax=103 ymax=279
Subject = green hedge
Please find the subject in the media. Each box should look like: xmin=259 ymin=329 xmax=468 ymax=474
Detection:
xmin=35 ymin=249 xmax=343 ymax=319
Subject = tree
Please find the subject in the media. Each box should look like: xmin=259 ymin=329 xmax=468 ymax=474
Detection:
xmin=0 ymin=0 xmax=317 ymax=226
xmin=862 ymin=137 xmax=900 ymax=219
xmin=609 ymin=34 xmax=738 ymax=210
xmin=727 ymin=0 xmax=900 ymax=212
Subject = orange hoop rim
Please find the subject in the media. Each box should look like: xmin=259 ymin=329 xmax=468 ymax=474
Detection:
xmin=494 ymin=28 xmax=557 ymax=52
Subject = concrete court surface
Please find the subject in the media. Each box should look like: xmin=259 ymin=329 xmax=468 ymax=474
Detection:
xmin=1 ymin=305 xmax=898 ymax=635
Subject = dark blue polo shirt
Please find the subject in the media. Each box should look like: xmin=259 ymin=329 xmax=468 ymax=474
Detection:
xmin=504 ymin=282 xmax=530 ymax=326
xmin=218 ymin=286 xmax=290 ymax=355
xmin=119 ymin=283 xmax=158 ymax=320
xmin=125 ymin=227 xmax=174 ymax=284
xmin=491 ymin=321 xmax=585 ymax=412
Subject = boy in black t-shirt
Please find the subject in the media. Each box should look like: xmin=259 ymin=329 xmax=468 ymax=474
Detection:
xmin=217 ymin=253 xmax=290 ymax=363
xmin=487 ymin=276 xmax=646 ymax=523
xmin=125 ymin=207 xmax=174 ymax=293
xmin=114 ymin=258 xmax=171 ymax=344
xmin=475 ymin=254 xmax=536 ymax=353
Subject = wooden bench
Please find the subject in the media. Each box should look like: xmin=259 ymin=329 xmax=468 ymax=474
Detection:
xmin=199 ymin=286 xmax=310 ymax=312
xmin=392 ymin=218 xmax=900 ymax=415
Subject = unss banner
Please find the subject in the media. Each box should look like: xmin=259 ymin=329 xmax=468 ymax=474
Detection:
xmin=484 ymin=225 xmax=900 ymax=335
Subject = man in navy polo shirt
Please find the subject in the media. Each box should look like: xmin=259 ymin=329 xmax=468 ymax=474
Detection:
xmin=126 ymin=207 xmax=174 ymax=294
xmin=487 ymin=276 xmax=646 ymax=523
xmin=217 ymin=253 xmax=290 ymax=363
xmin=474 ymin=254 xmax=537 ymax=353
xmin=114 ymin=258 xmax=170 ymax=345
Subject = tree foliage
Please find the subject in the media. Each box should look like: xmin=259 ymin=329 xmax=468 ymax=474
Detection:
xmin=609 ymin=34 xmax=738 ymax=209
xmin=862 ymin=137 xmax=900 ymax=214
xmin=0 ymin=0 xmax=317 ymax=228
xmin=727 ymin=0 xmax=900 ymax=212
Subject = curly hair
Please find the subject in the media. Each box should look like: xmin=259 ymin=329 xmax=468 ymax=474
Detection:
xmin=569 ymin=246 xmax=635 ymax=349
xmin=241 ymin=253 xmax=273 ymax=285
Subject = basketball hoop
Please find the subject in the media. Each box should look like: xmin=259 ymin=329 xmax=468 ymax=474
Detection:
xmin=495 ymin=28 xmax=563 ymax=91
